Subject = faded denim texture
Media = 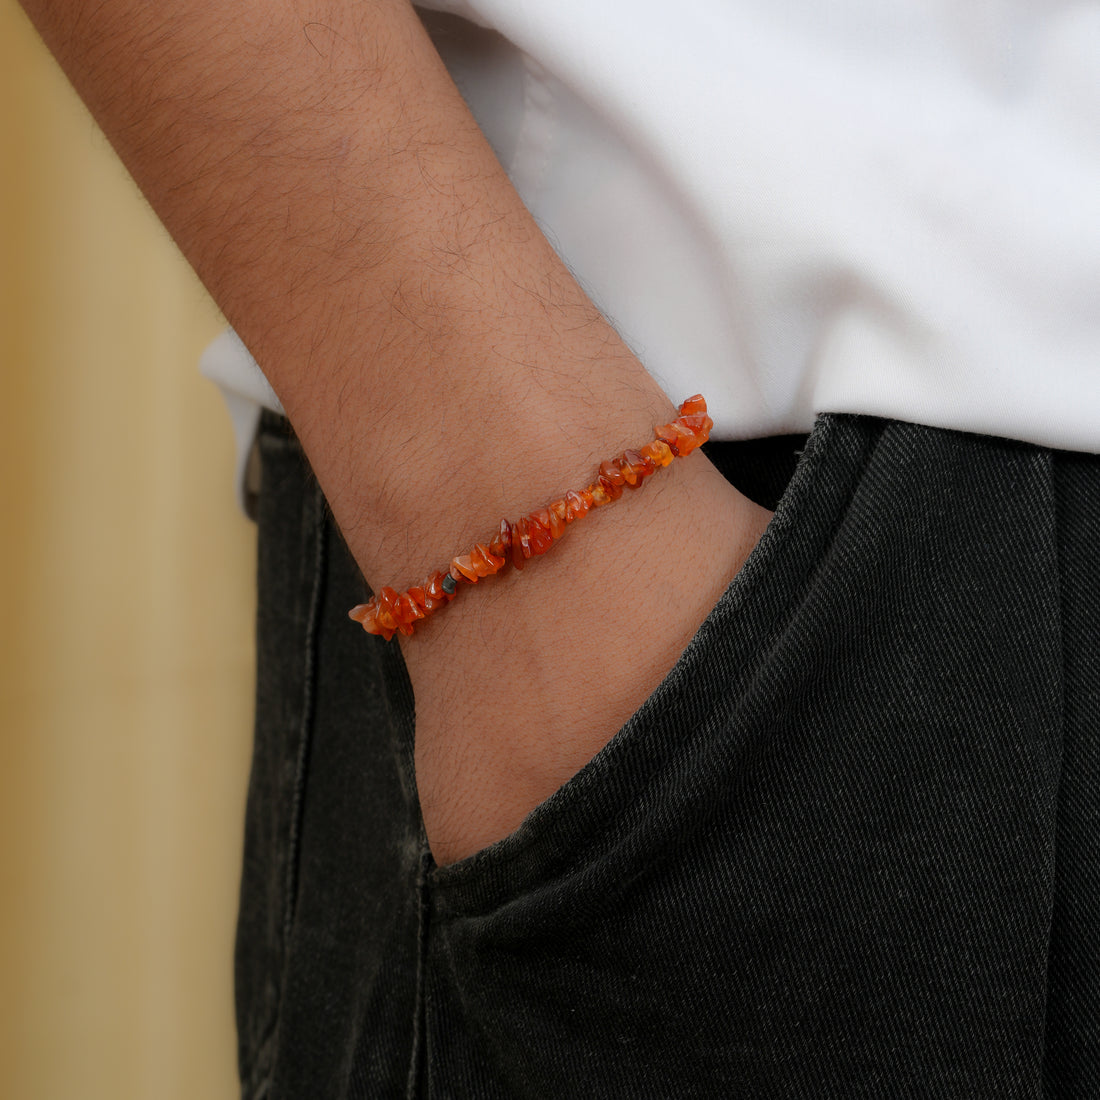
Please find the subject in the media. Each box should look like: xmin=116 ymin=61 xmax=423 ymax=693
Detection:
xmin=236 ymin=413 xmax=1099 ymax=1098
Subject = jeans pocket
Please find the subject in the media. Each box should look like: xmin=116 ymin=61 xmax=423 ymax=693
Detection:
xmin=429 ymin=413 xmax=865 ymax=918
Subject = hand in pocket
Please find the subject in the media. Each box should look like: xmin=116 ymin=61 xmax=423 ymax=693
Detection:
xmin=401 ymin=456 xmax=773 ymax=866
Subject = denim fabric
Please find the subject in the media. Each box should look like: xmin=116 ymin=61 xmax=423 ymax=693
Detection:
xmin=236 ymin=413 xmax=1099 ymax=1099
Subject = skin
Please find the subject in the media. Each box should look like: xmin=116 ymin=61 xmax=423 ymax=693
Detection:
xmin=19 ymin=0 xmax=772 ymax=863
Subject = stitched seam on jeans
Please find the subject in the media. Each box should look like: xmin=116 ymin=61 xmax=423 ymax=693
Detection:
xmin=243 ymin=1014 xmax=281 ymax=1100
xmin=244 ymin=1063 xmax=273 ymax=1100
xmin=282 ymin=484 xmax=327 ymax=946
xmin=406 ymin=847 xmax=433 ymax=1100
xmin=1039 ymin=448 xmax=1069 ymax=1084
xmin=240 ymin=450 xmax=319 ymax=1100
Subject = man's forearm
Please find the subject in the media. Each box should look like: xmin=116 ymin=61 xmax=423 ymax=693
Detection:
xmin=20 ymin=0 xmax=770 ymax=861
xmin=19 ymin=0 xmax=674 ymax=583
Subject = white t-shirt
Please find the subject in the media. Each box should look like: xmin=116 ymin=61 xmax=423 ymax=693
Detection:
xmin=203 ymin=0 xmax=1100 ymax=492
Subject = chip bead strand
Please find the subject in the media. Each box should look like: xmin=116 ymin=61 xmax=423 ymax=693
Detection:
xmin=348 ymin=395 xmax=714 ymax=640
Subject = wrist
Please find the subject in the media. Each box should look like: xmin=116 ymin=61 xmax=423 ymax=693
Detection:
xmin=318 ymin=349 xmax=680 ymax=592
xmin=407 ymin=451 xmax=772 ymax=862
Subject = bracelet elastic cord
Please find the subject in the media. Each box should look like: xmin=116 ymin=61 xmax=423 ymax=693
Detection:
xmin=349 ymin=395 xmax=714 ymax=640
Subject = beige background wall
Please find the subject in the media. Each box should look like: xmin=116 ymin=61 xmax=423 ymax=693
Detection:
xmin=1 ymin=6 xmax=256 ymax=1098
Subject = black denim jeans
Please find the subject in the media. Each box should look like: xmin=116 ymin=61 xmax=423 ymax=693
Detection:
xmin=235 ymin=412 xmax=1098 ymax=1098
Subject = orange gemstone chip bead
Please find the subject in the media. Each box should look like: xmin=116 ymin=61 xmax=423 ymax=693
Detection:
xmin=565 ymin=489 xmax=592 ymax=520
xmin=526 ymin=513 xmax=554 ymax=556
xmin=640 ymin=439 xmax=674 ymax=467
xmin=349 ymin=396 xmax=713 ymax=640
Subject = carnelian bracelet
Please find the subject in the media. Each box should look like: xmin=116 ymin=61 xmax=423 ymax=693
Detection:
xmin=348 ymin=395 xmax=714 ymax=641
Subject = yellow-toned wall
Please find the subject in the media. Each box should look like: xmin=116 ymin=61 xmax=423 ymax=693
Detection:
xmin=1 ymin=8 xmax=256 ymax=1098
